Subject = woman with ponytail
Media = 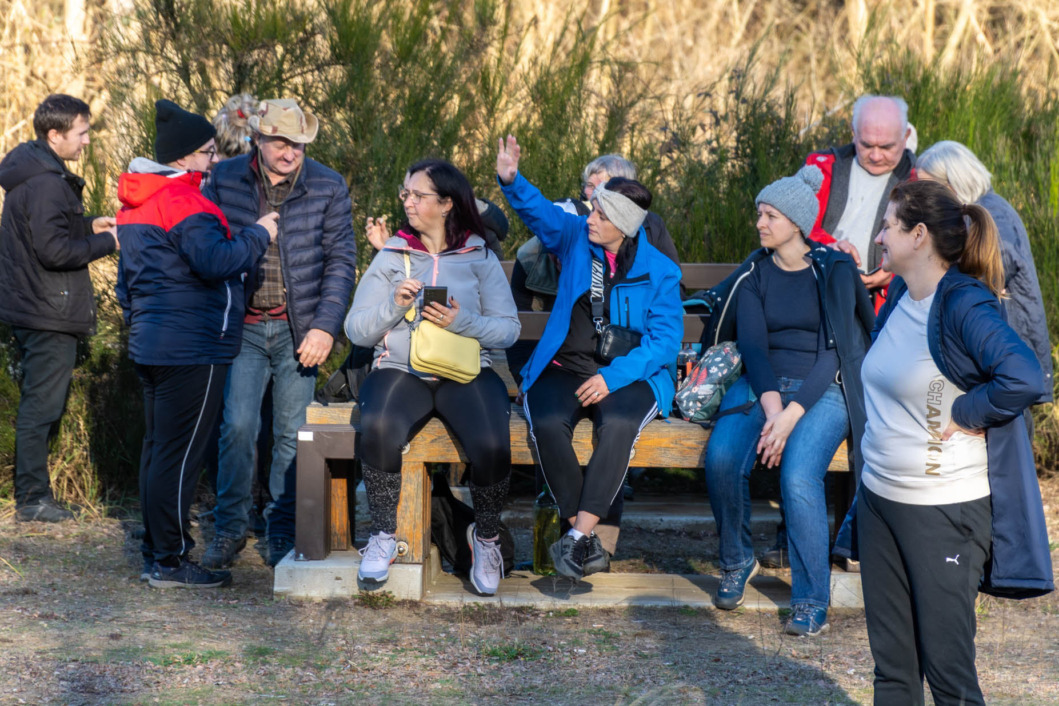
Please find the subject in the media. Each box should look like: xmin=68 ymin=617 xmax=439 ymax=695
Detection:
xmin=855 ymin=179 xmax=1051 ymax=705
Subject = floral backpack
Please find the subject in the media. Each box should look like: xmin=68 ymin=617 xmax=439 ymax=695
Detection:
xmin=674 ymin=341 xmax=744 ymax=424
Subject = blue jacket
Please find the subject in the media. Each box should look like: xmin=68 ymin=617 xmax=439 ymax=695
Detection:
xmin=500 ymin=173 xmax=683 ymax=415
xmin=202 ymin=151 xmax=357 ymax=350
xmin=837 ymin=269 xmax=1052 ymax=598
xmin=115 ymin=160 xmax=271 ymax=365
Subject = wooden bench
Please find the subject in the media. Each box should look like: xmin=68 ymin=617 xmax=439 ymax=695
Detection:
xmin=292 ymin=262 xmax=853 ymax=590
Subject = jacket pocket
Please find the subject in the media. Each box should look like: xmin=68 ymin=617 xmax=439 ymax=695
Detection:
xmin=611 ymin=277 xmax=651 ymax=330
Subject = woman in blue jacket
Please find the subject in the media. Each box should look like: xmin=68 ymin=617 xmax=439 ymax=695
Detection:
xmin=859 ymin=179 xmax=1049 ymax=705
xmin=703 ymin=166 xmax=874 ymax=637
xmin=497 ymin=136 xmax=682 ymax=581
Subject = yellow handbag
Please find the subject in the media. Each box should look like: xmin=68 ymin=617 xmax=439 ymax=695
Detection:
xmin=403 ymin=253 xmax=481 ymax=383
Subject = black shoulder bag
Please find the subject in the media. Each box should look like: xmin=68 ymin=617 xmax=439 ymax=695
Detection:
xmin=591 ymin=256 xmax=642 ymax=363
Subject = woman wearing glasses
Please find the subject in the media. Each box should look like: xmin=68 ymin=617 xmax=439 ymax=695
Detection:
xmin=345 ymin=159 xmax=520 ymax=596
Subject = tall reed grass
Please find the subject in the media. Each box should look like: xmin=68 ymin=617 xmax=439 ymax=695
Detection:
xmin=0 ymin=0 xmax=1056 ymax=506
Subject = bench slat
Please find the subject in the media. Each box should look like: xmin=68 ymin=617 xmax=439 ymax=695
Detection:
xmin=304 ymin=403 xmax=849 ymax=472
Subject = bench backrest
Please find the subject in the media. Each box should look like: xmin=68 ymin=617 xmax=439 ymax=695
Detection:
xmin=499 ymin=260 xmax=738 ymax=343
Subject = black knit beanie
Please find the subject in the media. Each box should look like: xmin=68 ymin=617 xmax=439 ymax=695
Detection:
xmin=154 ymin=99 xmax=216 ymax=164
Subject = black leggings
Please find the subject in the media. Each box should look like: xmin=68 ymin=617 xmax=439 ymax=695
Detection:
xmin=525 ymin=366 xmax=657 ymax=519
xmin=358 ymin=367 xmax=511 ymax=485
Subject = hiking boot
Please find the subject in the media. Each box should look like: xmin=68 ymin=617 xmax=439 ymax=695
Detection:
xmin=582 ymin=533 xmax=611 ymax=576
xmin=358 ymin=532 xmax=398 ymax=584
xmin=267 ymin=535 xmax=295 ymax=567
xmin=467 ymin=523 xmax=503 ymax=596
xmin=148 ymin=559 xmax=232 ymax=589
xmin=760 ymin=541 xmax=790 ymax=569
xmin=715 ymin=560 xmax=760 ymax=610
xmin=201 ymin=534 xmax=247 ymax=570
xmin=549 ymin=533 xmax=591 ymax=581
xmin=16 ymin=497 xmax=75 ymax=523
xmin=785 ymin=604 xmax=830 ymax=637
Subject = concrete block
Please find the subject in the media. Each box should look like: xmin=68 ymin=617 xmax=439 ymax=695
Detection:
xmin=274 ymin=546 xmax=441 ymax=601
xmin=830 ymin=570 xmax=863 ymax=608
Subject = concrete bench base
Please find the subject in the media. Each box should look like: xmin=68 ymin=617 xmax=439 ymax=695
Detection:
xmin=273 ymin=554 xmax=863 ymax=609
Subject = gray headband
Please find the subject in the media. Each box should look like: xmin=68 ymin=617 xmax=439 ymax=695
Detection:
xmin=593 ymin=184 xmax=647 ymax=238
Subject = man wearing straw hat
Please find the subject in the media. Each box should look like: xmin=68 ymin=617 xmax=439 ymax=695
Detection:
xmin=202 ymin=99 xmax=356 ymax=569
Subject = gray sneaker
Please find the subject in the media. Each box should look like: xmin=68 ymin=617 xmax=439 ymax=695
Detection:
xmin=582 ymin=533 xmax=611 ymax=576
xmin=358 ymin=532 xmax=398 ymax=584
xmin=201 ymin=534 xmax=247 ymax=569
xmin=16 ymin=497 xmax=75 ymax=523
xmin=549 ymin=533 xmax=591 ymax=581
xmin=467 ymin=524 xmax=503 ymax=596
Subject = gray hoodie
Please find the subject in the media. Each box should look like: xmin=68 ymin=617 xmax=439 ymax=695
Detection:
xmin=345 ymin=233 xmax=520 ymax=376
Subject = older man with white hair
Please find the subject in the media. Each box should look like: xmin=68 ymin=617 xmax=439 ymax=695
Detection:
xmin=805 ymin=95 xmax=916 ymax=294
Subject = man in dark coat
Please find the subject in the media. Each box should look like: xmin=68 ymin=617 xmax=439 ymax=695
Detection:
xmin=201 ymin=99 xmax=356 ymax=568
xmin=0 ymin=94 xmax=118 ymax=522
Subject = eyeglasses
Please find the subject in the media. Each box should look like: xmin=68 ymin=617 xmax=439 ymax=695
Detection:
xmin=399 ymin=187 xmax=440 ymax=204
xmin=195 ymin=147 xmax=218 ymax=159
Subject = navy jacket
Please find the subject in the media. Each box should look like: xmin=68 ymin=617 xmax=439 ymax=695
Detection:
xmin=0 ymin=140 xmax=116 ymax=335
xmin=202 ymin=151 xmax=357 ymax=350
xmin=115 ymin=160 xmax=270 ymax=365
xmin=979 ymin=191 xmax=1053 ymax=402
xmin=707 ymin=247 xmax=874 ymax=477
xmin=837 ymin=269 xmax=1052 ymax=598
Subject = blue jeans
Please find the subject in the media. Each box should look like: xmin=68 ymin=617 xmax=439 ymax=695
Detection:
xmin=704 ymin=376 xmax=849 ymax=608
xmin=214 ymin=321 xmax=317 ymax=541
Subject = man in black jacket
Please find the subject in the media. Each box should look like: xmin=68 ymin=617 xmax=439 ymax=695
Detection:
xmin=0 ymin=94 xmax=118 ymax=522
xmin=201 ymin=99 xmax=356 ymax=569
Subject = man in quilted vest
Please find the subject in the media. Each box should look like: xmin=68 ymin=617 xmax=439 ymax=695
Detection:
xmin=201 ymin=99 xmax=357 ymax=569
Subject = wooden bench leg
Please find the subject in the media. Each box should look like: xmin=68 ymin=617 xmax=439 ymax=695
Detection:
xmin=295 ymin=430 xmax=331 ymax=561
xmin=396 ymin=461 xmax=431 ymax=564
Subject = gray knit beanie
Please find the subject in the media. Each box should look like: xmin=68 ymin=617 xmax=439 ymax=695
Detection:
xmin=754 ymin=165 xmax=824 ymax=238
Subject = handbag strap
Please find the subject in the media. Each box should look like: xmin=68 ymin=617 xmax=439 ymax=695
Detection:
xmin=590 ymin=256 xmax=605 ymax=334
xmin=403 ymin=252 xmax=415 ymax=324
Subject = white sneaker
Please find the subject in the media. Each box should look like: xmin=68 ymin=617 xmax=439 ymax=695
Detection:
xmin=467 ymin=523 xmax=503 ymax=596
xmin=358 ymin=532 xmax=398 ymax=584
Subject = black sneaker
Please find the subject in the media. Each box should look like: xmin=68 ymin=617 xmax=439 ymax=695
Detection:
xmin=201 ymin=535 xmax=247 ymax=569
xmin=15 ymin=497 xmax=75 ymax=523
xmin=549 ymin=533 xmax=591 ymax=580
xmin=759 ymin=541 xmax=790 ymax=569
xmin=582 ymin=533 xmax=611 ymax=576
xmin=140 ymin=556 xmax=153 ymax=582
xmin=267 ymin=535 xmax=295 ymax=567
xmin=148 ymin=559 xmax=232 ymax=588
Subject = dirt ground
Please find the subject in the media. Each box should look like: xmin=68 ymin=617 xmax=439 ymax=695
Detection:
xmin=1 ymin=478 xmax=1058 ymax=705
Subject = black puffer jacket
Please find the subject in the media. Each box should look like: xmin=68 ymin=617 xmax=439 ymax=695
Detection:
xmin=202 ymin=150 xmax=357 ymax=349
xmin=0 ymin=141 xmax=116 ymax=335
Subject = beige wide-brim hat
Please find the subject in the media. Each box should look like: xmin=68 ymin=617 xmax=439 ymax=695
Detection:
xmin=248 ymin=98 xmax=319 ymax=144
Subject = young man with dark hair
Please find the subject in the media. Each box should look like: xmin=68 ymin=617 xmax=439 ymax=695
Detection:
xmin=0 ymin=94 xmax=118 ymax=522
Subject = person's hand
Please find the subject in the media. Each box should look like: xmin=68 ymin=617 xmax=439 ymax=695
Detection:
xmin=366 ymin=215 xmax=390 ymax=251
xmin=296 ymin=328 xmax=334 ymax=367
xmin=941 ymin=418 xmax=985 ymax=441
xmin=861 ymin=268 xmax=892 ymax=289
xmin=575 ymin=374 xmax=610 ymax=407
xmin=497 ymin=135 xmax=521 ymax=185
xmin=394 ymin=278 xmax=423 ymax=307
xmin=830 ymin=239 xmax=862 ymax=267
xmin=92 ymin=216 xmax=116 ymax=234
xmin=256 ymin=212 xmax=280 ymax=242
xmin=757 ymin=402 xmax=805 ymax=468
xmin=424 ymin=296 xmax=460 ymax=329
xmin=108 ymin=227 xmax=120 ymax=251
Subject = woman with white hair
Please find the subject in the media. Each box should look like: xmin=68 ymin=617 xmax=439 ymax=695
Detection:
xmin=917 ymin=141 xmax=1053 ymax=417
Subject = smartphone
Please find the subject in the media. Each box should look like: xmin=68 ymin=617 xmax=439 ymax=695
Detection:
xmin=422 ymin=286 xmax=448 ymax=308
xmin=860 ymin=265 xmax=883 ymax=276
